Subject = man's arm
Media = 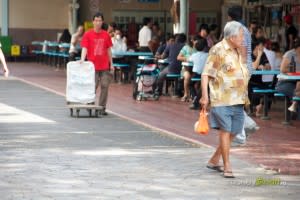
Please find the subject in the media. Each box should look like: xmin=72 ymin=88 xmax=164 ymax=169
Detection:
xmin=70 ymin=34 xmax=77 ymax=46
xmin=200 ymin=74 xmax=210 ymax=109
xmin=80 ymin=47 xmax=87 ymax=63
xmin=280 ymin=56 xmax=291 ymax=74
xmin=108 ymin=47 xmax=114 ymax=71
xmin=0 ymin=48 xmax=9 ymax=77
xmin=161 ymin=44 xmax=170 ymax=59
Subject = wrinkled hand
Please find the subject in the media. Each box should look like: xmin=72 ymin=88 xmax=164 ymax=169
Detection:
xmin=78 ymin=59 xmax=84 ymax=64
xmin=200 ymin=96 xmax=209 ymax=110
xmin=263 ymin=64 xmax=271 ymax=70
xmin=258 ymin=64 xmax=264 ymax=70
xmin=226 ymin=65 xmax=235 ymax=72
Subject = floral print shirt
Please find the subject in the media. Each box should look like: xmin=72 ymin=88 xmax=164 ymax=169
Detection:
xmin=202 ymin=39 xmax=250 ymax=107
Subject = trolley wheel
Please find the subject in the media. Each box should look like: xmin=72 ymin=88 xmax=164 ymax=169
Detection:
xmin=70 ymin=108 xmax=73 ymax=116
xmin=136 ymin=95 xmax=142 ymax=101
xmin=76 ymin=109 xmax=80 ymax=118
xmin=153 ymin=95 xmax=159 ymax=101
xmin=132 ymin=82 xmax=138 ymax=99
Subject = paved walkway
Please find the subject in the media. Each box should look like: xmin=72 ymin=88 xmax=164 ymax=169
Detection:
xmin=8 ymin=62 xmax=300 ymax=175
xmin=0 ymin=62 xmax=298 ymax=199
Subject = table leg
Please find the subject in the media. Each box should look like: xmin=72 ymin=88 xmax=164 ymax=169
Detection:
xmin=260 ymin=94 xmax=270 ymax=120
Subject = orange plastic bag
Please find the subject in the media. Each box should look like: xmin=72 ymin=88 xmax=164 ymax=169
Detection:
xmin=194 ymin=108 xmax=210 ymax=135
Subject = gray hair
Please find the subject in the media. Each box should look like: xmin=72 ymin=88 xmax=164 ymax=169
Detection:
xmin=223 ymin=21 xmax=243 ymax=39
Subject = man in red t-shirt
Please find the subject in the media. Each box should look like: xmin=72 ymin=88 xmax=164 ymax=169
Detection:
xmin=80 ymin=12 xmax=113 ymax=115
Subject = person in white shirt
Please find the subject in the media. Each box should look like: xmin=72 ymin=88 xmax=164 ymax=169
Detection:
xmin=69 ymin=25 xmax=84 ymax=61
xmin=138 ymin=17 xmax=153 ymax=52
xmin=0 ymin=42 xmax=9 ymax=77
xmin=271 ymin=42 xmax=283 ymax=70
xmin=111 ymin=29 xmax=127 ymax=55
xmin=111 ymin=28 xmax=128 ymax=82
xmin=262 ymin=46 xmax=276 ymax=83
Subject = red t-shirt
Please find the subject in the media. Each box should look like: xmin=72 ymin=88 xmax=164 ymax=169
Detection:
xmin=81 ymin=29 xmax=112 ymax=71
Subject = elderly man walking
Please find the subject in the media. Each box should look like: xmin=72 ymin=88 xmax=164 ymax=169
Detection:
xmin=200 ymin=21 xmax=250 ymax=178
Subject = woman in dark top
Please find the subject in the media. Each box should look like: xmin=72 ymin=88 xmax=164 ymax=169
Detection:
xmin=249 ymin=38 xmax=271 ymax=117
xmin=58 ymin=29 xmax=71 ymax=43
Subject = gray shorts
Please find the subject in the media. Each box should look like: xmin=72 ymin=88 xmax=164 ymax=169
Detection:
xmin=209 ymin=105 xmax=244 ymax=135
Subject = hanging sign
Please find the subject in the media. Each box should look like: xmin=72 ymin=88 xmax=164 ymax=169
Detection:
xmin=224 ymin=0 xmax=243 ymax=4
xmin=138 ymin=0 xmax=160 ymax=2
xmin=290 ymin=5 xmax=300 ymax=15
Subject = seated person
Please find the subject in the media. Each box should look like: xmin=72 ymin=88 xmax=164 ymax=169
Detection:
xmin=69 ymin=25 xmax=84 ymax=61
xmin=155 ymin=33 xmax=186 ymax=96
xmin=111 ymin=28 xmax=128 ymax=81
xmin=155 ymin=34 xmax=175 ymax=59
xmin=187 ymin=37 xmax=208 ymax=109
xmin=249 ymin=38 xmax=272 ymax=117
xmin=107 ymin=22 xmax=117 ymax=38
xmin=155 ymin=34 xmax=175 ymax=70
xmin=58 ymin=28 xmax=71 ymax=53
xmin=148 ymin=36 xmax=160 ymax=55
xmin=288 ymin=82 xmax=300 ymax=112
xmin=177 ymin=35 xmax=198 ymax=101
xmin=58 ymin=29 xmax=71 ymax=44
xmin=276 ymin=38 xmax=300 ymax=113
xmin=111 ymin=28 xmax=127 ymax=55
xmin=198 ymin=23 xmax=211 ymax=51
xmin=271 ymin=41 xmax=283 ymax=71
xmin=263 ymin=40 xmax=277 ymax=84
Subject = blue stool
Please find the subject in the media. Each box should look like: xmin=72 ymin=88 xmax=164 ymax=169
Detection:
xmin=292 ymin=96 xmax=300 ymax=101
xmin=252 ymin=88 xmax=277 ymax=120
xmin=191 ymin=77 xmax=201 ymax=82
xmin=165 ymin=73 xmax=181 ymax=96
xmin=274 ymin=92 xmax=291 ymax=125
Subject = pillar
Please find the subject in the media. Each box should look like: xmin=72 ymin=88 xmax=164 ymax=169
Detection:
xmin=1 ymin=0 xmax=8 ymax=36
xmin=179 ymin=0 xmax=188 ymax=35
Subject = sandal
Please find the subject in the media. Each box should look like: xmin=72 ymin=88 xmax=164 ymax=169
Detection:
xmin=181 ymin=96 xmax=189 ymax=102
xmin=223 ymin=171 xmax=235 ymax=178
xmin=206 ymin=163 xmax=224 ymax=172
xmin=255 ymin=104 xmax=262 ymax=117
xmin=255 ymin=112 xmax=262 ymax=117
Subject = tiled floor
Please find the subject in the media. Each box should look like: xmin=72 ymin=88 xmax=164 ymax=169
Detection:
xmin=8 ymin=62 xmax=300 ymax=175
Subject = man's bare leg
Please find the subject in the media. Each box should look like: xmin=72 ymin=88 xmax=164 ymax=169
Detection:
xmin=219 ymin=131 xmax=235 ymax=177
xmin=208 ymin=132 xmax=235 ymax=166
xmin=208 ymin=146 xmax=222 ymax=166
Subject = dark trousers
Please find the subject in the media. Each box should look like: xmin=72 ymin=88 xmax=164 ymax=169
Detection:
xmin=95 ymin=71 xmax=113 ymax=108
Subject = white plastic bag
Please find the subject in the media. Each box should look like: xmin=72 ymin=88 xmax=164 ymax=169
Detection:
xmin=244 ymin=111 xmax=257 ymax=131
xmin=233 ymin=111 xmax=258 ymax=144
xmin=244 ymin=111 xmax=260 ymax=136
xmin=66 ymin=61 xmax=95 ymax=104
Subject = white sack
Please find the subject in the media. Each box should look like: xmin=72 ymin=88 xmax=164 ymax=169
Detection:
xmin=66 ymin=61 xmax=95 ymax=104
